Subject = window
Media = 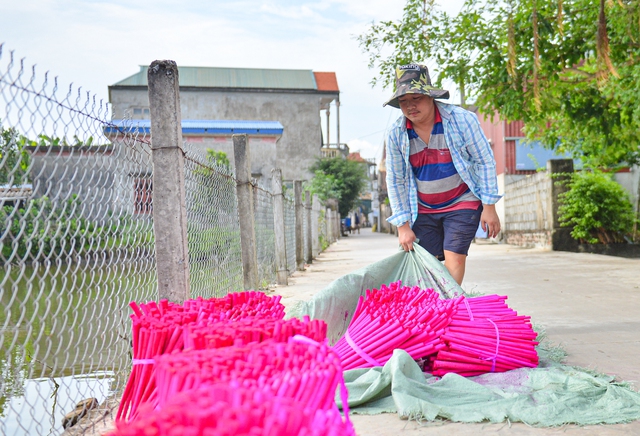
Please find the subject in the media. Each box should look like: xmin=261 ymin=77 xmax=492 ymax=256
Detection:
xmin=134 ymin=177 xmax=152 ymax=214
xmin=132 ymin=107 xmax=150 ymax=117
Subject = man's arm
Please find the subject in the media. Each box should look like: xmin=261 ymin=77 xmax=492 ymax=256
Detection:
xmin=459 ymin=111 xmax=501 ymax=205
xmin=397 ymin=222 xmax=416 ymax=251
xmin=385 ymin=124 xmax=413 ymax=227
xmin=480 ymin=203 xmax=500 ymax=238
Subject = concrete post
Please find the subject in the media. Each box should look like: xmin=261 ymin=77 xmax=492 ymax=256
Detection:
xmin=294 ymin=181 xmax=305 ymax=271
xmin=326 ymin=208 xmax=333 ymax=243
xmin=147 ymin=60 xmax=190 ymax=303
xmin=336 ymin=99 xmax=340 ymax=148
xmin=326 ymin=107 xmax=331 ymax=147
xmin=233 ymin=134 xmax=259 ymax=290
xmin=271 ymin=168 xmax=288 ymax=285
xmin=311 ymin=194 xmax=320 ymax=257
xmin=304 ymin=190 xmax=313 ymax=264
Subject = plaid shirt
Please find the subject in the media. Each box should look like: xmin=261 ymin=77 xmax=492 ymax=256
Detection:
xmin=385 ymin=101 xmax=502 ymax=227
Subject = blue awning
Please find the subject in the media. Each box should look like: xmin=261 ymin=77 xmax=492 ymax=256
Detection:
xmin=104 ymin=120 xmax=284 ymax=135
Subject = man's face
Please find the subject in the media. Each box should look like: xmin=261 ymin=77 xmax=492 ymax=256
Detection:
xmin=398 ymin=93 xmax=434 ymax=125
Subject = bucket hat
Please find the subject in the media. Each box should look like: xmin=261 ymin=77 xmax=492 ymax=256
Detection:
xmin=383 ymin=64 xmax=449 ymax=108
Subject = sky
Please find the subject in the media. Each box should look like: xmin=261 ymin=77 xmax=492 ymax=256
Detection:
xmin=1 ymin=0 xmax=465 ymax=163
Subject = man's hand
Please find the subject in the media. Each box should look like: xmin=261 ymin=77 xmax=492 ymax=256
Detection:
xmin=398 ymin=222 xmax=416 ymax=251
xmin=481 ymin=204 xmax=501 ymax=238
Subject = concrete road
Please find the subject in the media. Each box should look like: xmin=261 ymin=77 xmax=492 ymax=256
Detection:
xmin=276 ymin=229 xmax=640 ymax=435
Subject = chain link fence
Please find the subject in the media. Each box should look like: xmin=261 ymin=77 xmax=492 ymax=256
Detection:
xmin=0 ymin=47 xmax=334 ymax=435
xmin=182 ymin=144 xmax=244 ymax=298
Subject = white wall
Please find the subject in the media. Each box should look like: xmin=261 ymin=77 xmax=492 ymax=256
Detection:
xmin=111 ymin=88 xmax=325 ymax=182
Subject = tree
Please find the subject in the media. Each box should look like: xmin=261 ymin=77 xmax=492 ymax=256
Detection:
xmin=358 ymin=0 xmax=640 ymax=168
xmin=557 ymin=169 xmax=636 ymax=244
xmin=205 ymin=149 xmax=230 ymax=169
xmin=0 ymin=125 xmax=31 ymax=185
xmin=303 ymin=170 xmax=342 ymax=203
xmin=1 ymin=123 xmax=100 ymax=186
xmin=308 ymin=157 xmax=368 ymax=216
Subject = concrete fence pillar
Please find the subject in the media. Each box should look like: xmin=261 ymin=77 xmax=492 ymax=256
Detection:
xmin=311 ymin=194 xmax=320 ymax=258
xmin=271 ymin=168 xmax=288 ymax=285
xmin=304 ymin=190 xmax=313 ymax=264
xmin=326 ymin=208 xmax=333 ymax=243
xmin=233 ymin=134 xmax=259 ymax=290
xmin=147 ymin=60 xmax=190 ymax=303
xmin=294 ymin=181 xmax=305 ymax=271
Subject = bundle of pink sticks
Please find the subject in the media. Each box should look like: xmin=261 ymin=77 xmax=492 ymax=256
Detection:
xmin=107 ymin=383 xmax=355 ymax=436
xmin=427 ymin=295 xmax=539 ymax=376
xmin=116 ymin=292 xmax=352 ymax=435
xmin=117 ymin=292 xmax=293 ymax=421
xmin=154 ymin=338 xmax=343 ymax=413
xmin=332 ymin=282 xmax=457 ymax=370
xmin=334 ymin=282 xmax=539 ymax=377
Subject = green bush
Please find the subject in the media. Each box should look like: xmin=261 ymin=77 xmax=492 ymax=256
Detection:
xmin=1 ymin=195 xmax=141 ymax=262
xmin=557 ymin=170 xmax=637 ymax=244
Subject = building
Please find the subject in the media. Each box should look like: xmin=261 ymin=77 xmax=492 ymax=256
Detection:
xmin=109 ymin=66 xmax=340 ymax=182
xmin=106 ymin=119 xmax=283 ymax=183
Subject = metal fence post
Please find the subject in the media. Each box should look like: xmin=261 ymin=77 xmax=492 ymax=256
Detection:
xmin=147 ymin=60 xmax=190 ymax=303
xmin=311 ymin=194 xmax=320 ymax=258
xmin=294 ymin=180 xmax=305 ymax=271
xmin=304 ymin=190 xmax=313 ymax=264
xmin=233 ymin=134 xmax=259 ymax=290
xmin=271 ymin=168 xmax=288 ymax=285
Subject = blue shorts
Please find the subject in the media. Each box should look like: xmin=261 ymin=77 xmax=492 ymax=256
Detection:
xmin=411 ymin=205 xmax=483 ymax=261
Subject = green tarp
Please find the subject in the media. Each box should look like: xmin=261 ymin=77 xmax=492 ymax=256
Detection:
xmin=287 ymin=245 xmax=640 ymax=426
xmin=287 ymin=244 xmax=463 ymax=344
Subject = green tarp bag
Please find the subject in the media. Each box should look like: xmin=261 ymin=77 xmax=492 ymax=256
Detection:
xmin=287 ymin=244 xmax=462 ymax=344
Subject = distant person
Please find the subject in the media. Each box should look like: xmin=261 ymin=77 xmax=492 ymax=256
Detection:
xmin=354 ymin=213 xmax=360 ymax=234
xmin=383 ymin=63 xmax=501 ymax=285
xmin=345 ymin=216 xmax=352 ymax=235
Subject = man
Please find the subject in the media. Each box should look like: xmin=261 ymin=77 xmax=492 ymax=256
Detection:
xmin=384 ymin=63 xmax=501 ymax=285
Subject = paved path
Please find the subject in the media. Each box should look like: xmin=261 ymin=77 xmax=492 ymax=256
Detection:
xmin=275 ymin=228 xmax=640 ymax=435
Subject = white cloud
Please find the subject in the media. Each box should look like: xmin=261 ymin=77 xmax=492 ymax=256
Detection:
xmin=346 ymin=138 xmax=383 ymax=162
xmin=0 ymin=0 xmax=463 ymax=149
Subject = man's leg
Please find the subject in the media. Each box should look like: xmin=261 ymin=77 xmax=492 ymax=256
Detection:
xmin=443 ymin=250 xmax=467 ymax=285
xmin=412 ymin=213 xmax=445 ymax=260
xmin=441 ymin=206 xmax=483 ymax=285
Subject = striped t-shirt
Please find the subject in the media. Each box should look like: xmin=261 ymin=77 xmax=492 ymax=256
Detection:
xmin=408 ymin=107 xmax=481 ymax=214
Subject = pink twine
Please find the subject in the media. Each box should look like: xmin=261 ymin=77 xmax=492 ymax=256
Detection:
xmin=132 ymin=359 xmax=155 ymax=365
xmin=463 ymin=298 xmax=474 ymax=321
xmin=480 ymin=319 xmax=500 ymax=372
xmin=344 ymin=329 xmax=383 ymax=368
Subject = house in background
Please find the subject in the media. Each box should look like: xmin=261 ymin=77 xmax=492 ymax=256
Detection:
xmin=109 ymin=66 xmax=340 ymax=183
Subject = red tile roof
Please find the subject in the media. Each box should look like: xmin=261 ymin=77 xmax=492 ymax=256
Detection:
xmin=347 ymin=152 xmax=366 ymax=162
xmin=313 ymin=72 xmax=339 ymax=92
